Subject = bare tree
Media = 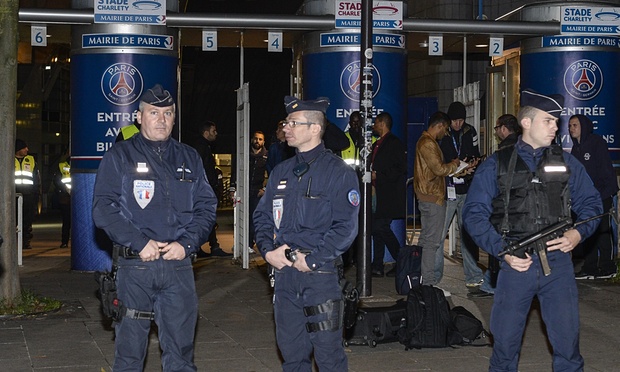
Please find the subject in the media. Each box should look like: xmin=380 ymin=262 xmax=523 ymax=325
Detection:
xmin=0 ymin=0 xmax=21 ymax=304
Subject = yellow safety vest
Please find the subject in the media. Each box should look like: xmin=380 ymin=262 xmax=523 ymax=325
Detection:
xmin=341 ymin=132 xmax=376 ymax=167
xmin=59 ymin=161 xmax=71 ymax=191
xmin=15 ymin=155 xmax=36 ymax=186
xmin=120 ymin=124 xmax=140 ymax=140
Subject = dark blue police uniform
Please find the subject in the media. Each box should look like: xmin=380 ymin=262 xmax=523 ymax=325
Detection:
xmin=463 ymin=138 xmax=601 ymax=371
xmin=93 ymin=133 xmax=217 ymax=371
xmin=253 ymin=142 xmax=360 ymax=371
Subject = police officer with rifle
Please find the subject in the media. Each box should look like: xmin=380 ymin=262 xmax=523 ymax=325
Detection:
xmin=463 ymin=89 xmax=602 ymax=372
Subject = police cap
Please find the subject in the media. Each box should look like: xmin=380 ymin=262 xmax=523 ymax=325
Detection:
xmin=284 ymin=96 xmax=330 ymax=114
xmin=140 ymin=84 xmax=174 ymax=107
xmin=520 ymin=89 xmax=564 ymax=118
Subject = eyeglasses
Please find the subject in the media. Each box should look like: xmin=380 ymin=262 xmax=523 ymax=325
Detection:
xmin=281 ymin=120 xmax=316 ymax=128
xmin=494 ymin=125 xmax=503 ymax=130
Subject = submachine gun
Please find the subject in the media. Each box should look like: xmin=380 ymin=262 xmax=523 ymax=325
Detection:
xmin=497 ymin=210 xmax=615 ymax=277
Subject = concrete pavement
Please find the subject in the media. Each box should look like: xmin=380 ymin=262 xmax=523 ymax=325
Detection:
xmin=1 ymin=210 xmax=620 ymax=371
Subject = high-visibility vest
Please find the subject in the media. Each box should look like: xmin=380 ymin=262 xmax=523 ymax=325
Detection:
xmin=59 ymin=160 xmax=71 ymax=190
xmin=120 ymin=124 xmax=140 ymax=140
xmin=341 ymin=132 xmax=376 ymax=167
xmin=15 ymin=155 xmax=36 ymax=186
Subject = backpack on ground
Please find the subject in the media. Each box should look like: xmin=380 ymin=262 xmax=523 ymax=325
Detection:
xmin=397 ymin=285 xmax=461 ymax=349
xmin=344 ymin=301 xmax=407 ymax=348
xmin=450 ymin=306 xmax=489 ymax=346
xmin=395 ymin=244 xmax=422 ymax=295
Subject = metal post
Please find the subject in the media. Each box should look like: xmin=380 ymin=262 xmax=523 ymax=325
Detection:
xmin=463 ymin=36 xmax=467 ymax=89
xmin=17 ymin=193 xmax=23 ymax=266
xmin=357 ymin=0 xmax=373 ymax=297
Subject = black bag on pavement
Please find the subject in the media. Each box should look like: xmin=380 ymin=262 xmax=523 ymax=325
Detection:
xmin=450 ymin=306 xmax=489 ymax=345
xmin=395 ymin=244 xmax=422 ymax=295
xmin=398 ymin=285 xmax=460 ymax=349
xmin=344 ymin=301 xmax=407 ymax=348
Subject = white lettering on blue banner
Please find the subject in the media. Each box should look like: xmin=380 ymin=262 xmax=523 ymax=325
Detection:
xmin=320 ymin=33 xmax=404 ymax=48
xmin=82 ymin=33 xmax=173 ymax=50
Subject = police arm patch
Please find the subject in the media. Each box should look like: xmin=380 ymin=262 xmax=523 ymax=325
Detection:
xmin=348 ymin=189 xmax=360 ymax=207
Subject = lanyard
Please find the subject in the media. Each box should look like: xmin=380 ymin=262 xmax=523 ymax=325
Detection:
xmin=450 ymin=131 xmax=462 ymax=157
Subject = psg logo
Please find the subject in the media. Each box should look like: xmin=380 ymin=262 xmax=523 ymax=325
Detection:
xmin=563 ymin=59 xmax=603 ymax=101
xmin=101 ymin=62 xmax=144 ymax=106
xmin=340 ymin=60 xmax=381 ymax=102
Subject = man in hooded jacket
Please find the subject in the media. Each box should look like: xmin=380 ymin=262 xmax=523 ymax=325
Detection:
xmin=569 ymin=114 xmax=618 ymax=279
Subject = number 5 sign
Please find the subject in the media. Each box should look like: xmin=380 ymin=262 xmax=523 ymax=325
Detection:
xmin=489 ymin=37 xmax=504 ymax=57
xmin=202 ymin=31 xmax=218 ymax=51
xmin=31 ymin=25 xmax=47 ymax=47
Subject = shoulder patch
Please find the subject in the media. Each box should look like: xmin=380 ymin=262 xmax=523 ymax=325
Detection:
xmin=348 ymin=189 xmax=360 ymax=207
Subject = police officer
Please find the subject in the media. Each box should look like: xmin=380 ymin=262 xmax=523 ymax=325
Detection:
xmin=463 ymin=89 xmax=602 ymax=371
xmin=93 ymin=84 xmax=217 ymax=371
xmin=15 ymin=138 xmax=40 ymax=249
xmin=253 ymin=96 xmax=360 ymax=371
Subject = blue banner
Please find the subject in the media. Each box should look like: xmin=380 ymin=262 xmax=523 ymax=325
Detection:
xmin=71 ymin=53 xmax=177 ymax=170
xmin=543 ymin=35 xmax=620 ymax=48
xmin=320 ymin=33 xmax=405 ymax=48
xmin=303 ymin=51 xmax=407 ymax=141
xmin=521 ymin=51 xmax=620 ymax=159
xmin=82 ymin=33 xmax=173 ymax=50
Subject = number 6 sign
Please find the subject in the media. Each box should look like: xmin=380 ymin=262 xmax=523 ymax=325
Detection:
xmin=31 ymin=25 xmax=47 ymax=47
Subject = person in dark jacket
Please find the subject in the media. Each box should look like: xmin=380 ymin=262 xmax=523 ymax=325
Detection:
xmin=495 ymin=114 xmax=521 ymax=150
xmin=93 ymin=84 xmax=218 ymax=371
xmin=192 ymin=121 xmax=232 ymax=257
xmin=570 ymin=114 xmax=619 ymax=279
xmin=229 ymin=131 xmax=269 ymax=252
xmin=370 ymin=112 xmax=407 ymax=277
xmin=438 ymin=101 xmax=483 ymax=289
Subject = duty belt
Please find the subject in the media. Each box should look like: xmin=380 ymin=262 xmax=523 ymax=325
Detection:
xmin=114 ymin=244 xmax=140 ymax=259
xmin=114 ymin=243 xmax=197 ymax=262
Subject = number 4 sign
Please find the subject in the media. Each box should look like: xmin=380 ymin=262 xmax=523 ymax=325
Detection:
xmin=489 ymin=37 xmax=504 ymax=57
xmin=268 ymin=32 xmax=283 ymax=52
xmin=31 ymin=25 xmax=47 ymax=47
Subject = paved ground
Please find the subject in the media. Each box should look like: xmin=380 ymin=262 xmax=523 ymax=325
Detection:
xmin=1 ymin=210 xmax=619 ymax=371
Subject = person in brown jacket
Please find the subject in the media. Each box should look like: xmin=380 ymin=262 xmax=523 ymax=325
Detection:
xmin=414 ymin=112 xmax=461 ymax=286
